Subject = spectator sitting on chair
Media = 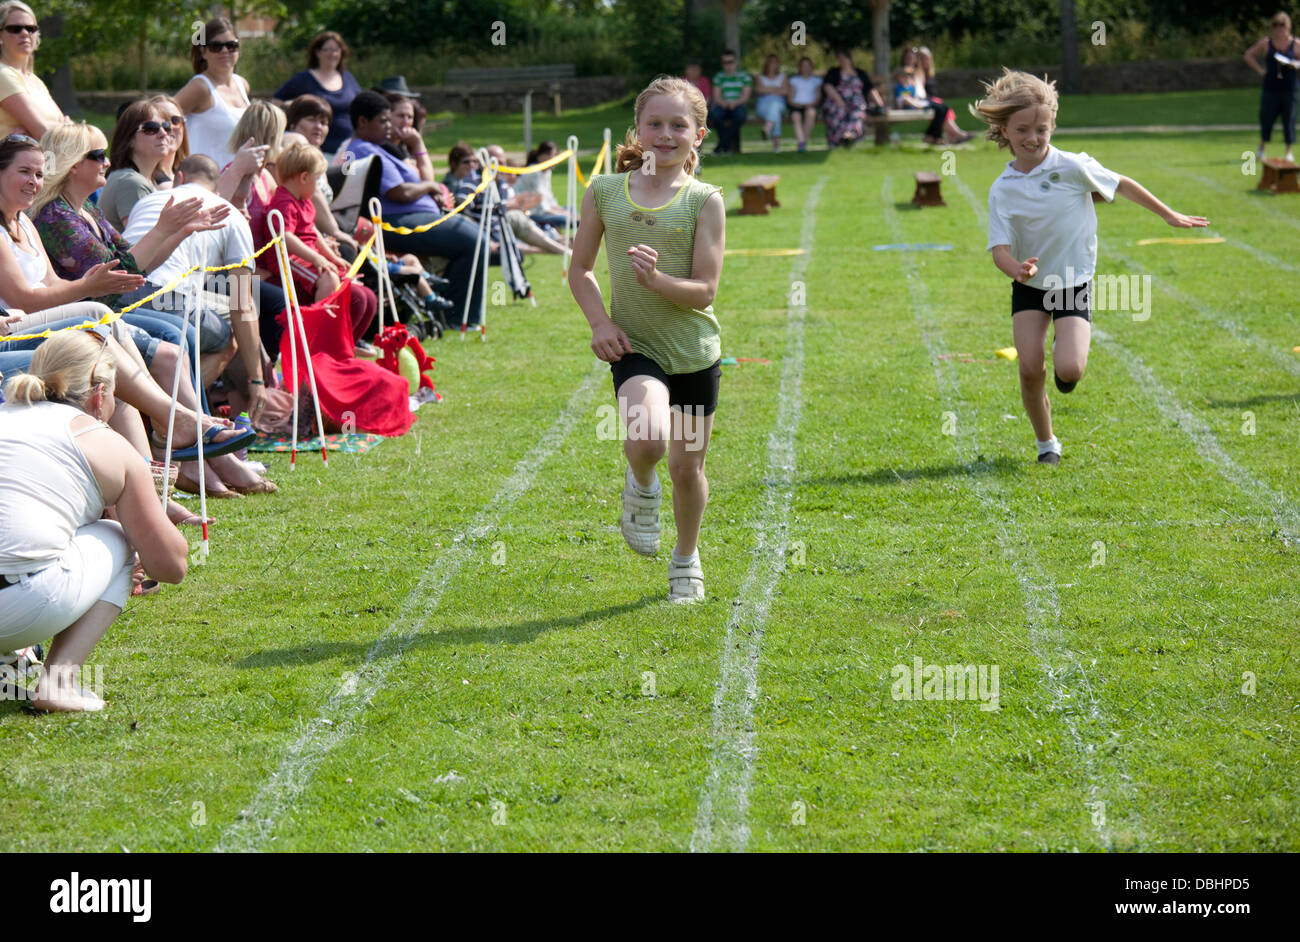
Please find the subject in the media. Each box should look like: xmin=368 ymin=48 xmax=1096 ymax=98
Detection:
xmin=822 ymin=49 xmax=880 ymax=148
xmin=173 ymin=16 xmax=250 ymax=172
xmin=0 ymin=1 xmax=68 ymax=141
xmin=285 ymin=94 xmax=359 ymax=252
xmin=788 ymin=56 xmax=823 ymax=152
xmin=272 ymin=31 xmax=360 ymax=161
xmin=513 ymin=139 xmax=575 ymax=230
xmin=684 ymin=61 xmax=711 ymax=103
xmin=754 ymin=54 xmax=790 ymax=152
xmin=263 ymin=141 xmax=378 ymax=353
xmin=710 ymin=50 xmax=752 ymax=154
xmin=344 ymin=91 xmax=486 ymax=324
xmin=904 ymin=46 xmax=974 ymax=145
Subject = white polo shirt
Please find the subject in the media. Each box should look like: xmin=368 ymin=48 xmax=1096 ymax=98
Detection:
xmin=986 ymin=146 xmax=1121 ymax=289
xmin=122 ymin=183 xmax=255 ymax=292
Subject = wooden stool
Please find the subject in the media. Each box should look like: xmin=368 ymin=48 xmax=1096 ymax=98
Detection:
xmin=912 ymin=172 xmax=945 ymax=207
xmin=738 ymin=174 xmax=780 ymax=215
xmin=1259 ymin=159 xmax=1300 ymax=193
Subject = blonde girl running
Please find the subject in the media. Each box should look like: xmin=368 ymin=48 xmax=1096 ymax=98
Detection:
xmin=969 ymin=70 xmax=1207 ymax=464
xmin=568 ymin=76 xmax=725 ymax=601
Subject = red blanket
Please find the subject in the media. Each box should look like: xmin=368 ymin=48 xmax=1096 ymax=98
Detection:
xmin=277 ymin=280 xmax=413 ymax=437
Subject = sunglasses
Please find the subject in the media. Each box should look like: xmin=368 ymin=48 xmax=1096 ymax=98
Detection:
xmin=136 ymin=121 xmax=166 ymax=136
xmin=4 ymin=132 xmax=37 ymax=145
xmin=84 ymin=149 xmax=108 ymax=163
xmin=205 ymin=40 xmax=240 ymax=53
xmin=3 ymin=24 xmax=39 ymax=35
xmin=162 ymin=115 xmax=185 ymax=129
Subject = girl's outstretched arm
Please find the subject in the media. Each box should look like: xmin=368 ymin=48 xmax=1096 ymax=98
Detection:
xmin=626 ymin=191 xmax=725 ymax=308
xmin=1115 ymin=176 xmax=1208 ymax=228
xmin=567 ymin=186 xmax=632 ymax=362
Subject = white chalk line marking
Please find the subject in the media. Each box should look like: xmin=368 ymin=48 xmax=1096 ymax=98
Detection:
xmin=910 ymin=173 xmax=1132 ymax=848
xmin=216 ymin=361 xmax=606 ymax=851
xmin=689 ymin=176 xmax=825 ymax=853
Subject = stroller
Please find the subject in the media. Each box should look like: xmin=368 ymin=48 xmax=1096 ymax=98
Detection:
xmin=327 ymin=155 xmax=451 ymax=341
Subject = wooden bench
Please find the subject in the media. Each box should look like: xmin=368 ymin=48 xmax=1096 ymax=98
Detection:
xmin=1259 ymin=158 xmax=1300 ymax=193
xmin=444 ymin=64 xmax=575 ymax=115
xmin=869 ymin=108 xmax=935 ymax=145
xmin=738 ymin=175 xmax=780 ymax=215
xmin=912 ymin=172 xmax=945 ymax=208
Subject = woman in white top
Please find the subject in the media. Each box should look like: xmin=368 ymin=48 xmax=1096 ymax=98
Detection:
xmin=787 ymin=56 xmax=823 ymax=152
xmin=0 ymin=331 xmax=189 ymax=711
xmin=0 ymin=1 xmax=65 ymax=140
xmin=514 ymin=139 xmax=575 ymax=229
xmin=754 ymin=54 xmax=790 ymax=152
xmin=174 ymin=15 xmax=250 ymax=171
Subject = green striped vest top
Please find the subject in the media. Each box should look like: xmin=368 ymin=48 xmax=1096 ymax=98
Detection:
xmin=591 ymin=171 xmax=722 ymax=375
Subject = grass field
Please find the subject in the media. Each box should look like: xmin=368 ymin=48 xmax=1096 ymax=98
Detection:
xmin=5 ymin=90 xmax=1298 ymax=852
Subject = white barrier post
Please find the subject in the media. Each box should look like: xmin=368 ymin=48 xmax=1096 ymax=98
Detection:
xmin=186 ymin=282 xmax=209 ymax=557
xmin=603 ymin=127 xmax=612 ymax=173
xmin=523 ymin=90 xmax=533 ymax=155
xmin=368 ymin=196 xmax=399 ymax=333
xmin=479 ymin=153 xmax=497 ymax=337
xmin=268 ymin=210 xmax=329 ymax=468
xmin=460 ymin=150 xmax=493 ymax=341
xmin=563 ymin=134 xmax=578 ymax=280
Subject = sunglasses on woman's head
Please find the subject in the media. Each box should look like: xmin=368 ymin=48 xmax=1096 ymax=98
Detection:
xmin=84 ymin=149 xmax=107 ymax=163
xmin=136 ymin=121 xmax=166 ymax=136
xmin=4 ymin=133 xmax=37 ymax=145
xmin=3 ymin=24 xmax=39 ymax=35
xmin=205 ymin=40 xmax=239 ymax=52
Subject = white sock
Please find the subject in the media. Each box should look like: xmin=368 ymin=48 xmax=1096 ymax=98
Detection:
xmin=671 ymin=550 xmax=699 ymax=567
xmin=628 ymin=466 xmax=659 ymax=495
xmin=1036 ymin=436 xmax=1061 ymax=456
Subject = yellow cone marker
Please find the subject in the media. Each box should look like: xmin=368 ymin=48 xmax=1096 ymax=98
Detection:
xmin=995 ymin=346 xmax=1019 ymax=360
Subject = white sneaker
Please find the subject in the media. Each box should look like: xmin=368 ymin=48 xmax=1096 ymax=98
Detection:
xmin=668 ymin=555 xmax=705 ymax=602
xmin=620 ymin=467 xmax=661 ymax=556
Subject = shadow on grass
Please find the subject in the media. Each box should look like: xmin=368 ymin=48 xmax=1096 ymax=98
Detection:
xmin=1205 ymin=393 xmax=1300 ymax=409
xmin=232 ymin=593 xmax=662 ymax=669
xmin=802 ymin=455 xmax=1019 ymax=487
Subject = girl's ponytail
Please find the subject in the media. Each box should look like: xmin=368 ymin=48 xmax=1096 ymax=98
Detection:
xmin=4 ymin=373 xmax=47 ymax=406
xmin=615 ymin=128 xmax=646 ymax=173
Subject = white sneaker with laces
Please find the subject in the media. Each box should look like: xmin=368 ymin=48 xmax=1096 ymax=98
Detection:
xmin=620 ymin=467 xmax=661 ymax=556
xmin=668 ymin=555 xmax=705 ymax=602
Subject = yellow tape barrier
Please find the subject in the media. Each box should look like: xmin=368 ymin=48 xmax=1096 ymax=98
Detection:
xmin=375 ymin=170 xmax=498 ymax=234
xmin=1 ymin=236 xmax=285 ymax=344
xmin=574 ymin=140 xmax=609 ymax=189
xmin=494 ymin=149 xmax=574 ymax=175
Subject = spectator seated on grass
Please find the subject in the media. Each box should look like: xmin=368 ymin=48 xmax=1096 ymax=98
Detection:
xmin=0 ymin=1 xmax=66 ymax=142
xmin=344 ymin=91 xmax=485 ymax=325
xmin=0 ymin=331 xmax=190 ymax=713
xmin=261 ymin=141 xmax=378 ymax=355
xmin=272 ymin=31 xmax=361 ymax=161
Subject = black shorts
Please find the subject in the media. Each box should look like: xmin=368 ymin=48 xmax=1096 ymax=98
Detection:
xmin=1011 ymin=280 xmax=1092 ymax=322
xmin=611 ymin=352 xmax=721 ymax=416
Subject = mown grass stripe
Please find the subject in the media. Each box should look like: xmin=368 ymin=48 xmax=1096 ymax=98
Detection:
xmin=216 ymin=360 xmax=606 ymax=852
xmin=690 ymin=175 xmax=826 ymax=853
xmin=888 ymin=173 xmax=1133 ymax=849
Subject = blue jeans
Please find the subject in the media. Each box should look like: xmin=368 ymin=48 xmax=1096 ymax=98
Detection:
xmin=530 ymin=210 xmax=571 ymax=230
xmin=755 ymin=94 xmax=786 ymax=138
xmin=708 ymin=103 xmax=748 ymax=152
xmin=383 ymin=211 xmax=487 ymax=325
xmin=0 ymin=321 xmax=114 ymax=389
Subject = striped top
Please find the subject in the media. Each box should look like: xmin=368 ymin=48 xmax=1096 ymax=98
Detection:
xmin=591 ymin=172 xmax=722 ymax=375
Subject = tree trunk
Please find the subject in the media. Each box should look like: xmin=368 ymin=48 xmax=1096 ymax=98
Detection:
xmin=1059 ymin=0 xmax=1081 ymax=93
xmin=138 ymin=20 xmax=148 ymax=94
xmin=871 ymin=0 xmax=890 ymax=85
xmin=36 ymin=12 xmax=80 ymax=118
xmin=721 ymin=0 xmax=744 ymax=57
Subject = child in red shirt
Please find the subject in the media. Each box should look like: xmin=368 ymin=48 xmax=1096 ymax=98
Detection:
xmin=268 ymin=142 xmax=378 ymax=349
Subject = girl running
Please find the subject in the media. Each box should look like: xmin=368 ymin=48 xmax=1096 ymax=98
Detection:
xmin=568 ymin=76 xmax=724 ymax=602
xmin=969 ymin=70 xmax=1207 ymax=465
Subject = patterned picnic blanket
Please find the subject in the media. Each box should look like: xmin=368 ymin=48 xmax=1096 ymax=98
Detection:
xmin=248 ymin=432 xmax=385 ymax=454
